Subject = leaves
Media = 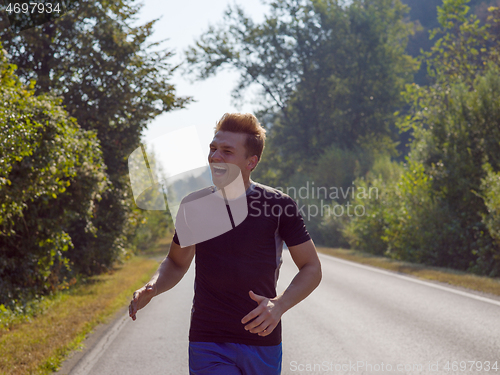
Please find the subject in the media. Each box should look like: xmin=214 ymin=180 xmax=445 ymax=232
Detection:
xmin=187 ymin=0 xmax=418 ymax=186
xmin=0 ymin=45 xmax=108 ymax=303
xmin=0 ymin=0 xmax=185 ymax=277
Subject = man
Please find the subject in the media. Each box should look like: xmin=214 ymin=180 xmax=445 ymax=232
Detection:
xmin=129 ymin=113 xmax=322 ymax=374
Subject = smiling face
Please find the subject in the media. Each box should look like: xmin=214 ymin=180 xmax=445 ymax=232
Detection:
xmin=209 ymin=131 xmax=258 ymax=189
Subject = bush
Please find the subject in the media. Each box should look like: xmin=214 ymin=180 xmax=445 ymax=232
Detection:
xmin=476 ymin=163 xmax=500 ymax=276
xmin=380 ymin=161 xmax=466 ymax=266
xmin=0 ymin=47 xmax=107 ymax=304
xmin=341 ymin=155 xmax=403 ymax=255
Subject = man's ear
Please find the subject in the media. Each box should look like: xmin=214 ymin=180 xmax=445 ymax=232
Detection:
xmin=247 ymin=155 xmax=259 ymax=170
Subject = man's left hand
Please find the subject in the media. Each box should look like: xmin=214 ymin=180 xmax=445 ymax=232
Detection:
xmin=241 ymin=290 xmax=283 ymax=337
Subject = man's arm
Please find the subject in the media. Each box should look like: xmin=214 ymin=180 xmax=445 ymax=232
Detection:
xmin=241 ymin=239 xmax=322 ymax=336
xmin=128 ymin=239 xmax=195 ymax=321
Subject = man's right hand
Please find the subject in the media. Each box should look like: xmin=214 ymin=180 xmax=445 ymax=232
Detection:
xmin=129 ymin=283 xmax=157 ymax=321
xmin=127 ymin=238 xmax=195 ymax=321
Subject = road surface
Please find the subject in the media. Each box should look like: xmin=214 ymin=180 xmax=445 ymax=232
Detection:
xmin=60 ymin=251 xmax=500 ymax=375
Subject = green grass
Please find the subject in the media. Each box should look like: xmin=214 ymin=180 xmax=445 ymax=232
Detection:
xmin=0 ymin=255 xmax=162 ymax=375
xmin=317 ymin=247 xmax=500 ymax=297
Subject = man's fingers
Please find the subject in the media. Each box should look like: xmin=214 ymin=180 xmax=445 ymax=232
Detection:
xmin=129 ymin=300 xmax=136 ymax=317
xmin=242 ymin=291 xmax=270 ymax=324
xmin=241 ymin=305 xmax=262 ymax=324
xmin=244 ymin=314 xmax=265 ymax=332
xmin=258 ymin=322 xmax=278 ymax=337
xmin=129 ymin=289 xmax=142 ymax=319
xmin=129 ymin=284 xmax=156 ymax=321
xmin=249 ymin=290 xmax=266 ymax=303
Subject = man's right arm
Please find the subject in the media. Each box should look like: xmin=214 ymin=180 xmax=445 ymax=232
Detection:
xmin=129 ymin=239 xmax=195 ymax=321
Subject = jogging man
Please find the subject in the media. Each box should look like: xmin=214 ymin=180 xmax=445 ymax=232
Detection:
xmin=129 ymin=113 xmax=322 ymax=374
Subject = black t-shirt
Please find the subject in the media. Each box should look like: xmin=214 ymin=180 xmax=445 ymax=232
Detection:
xmin=173 ymin=181 xmax=311 ymax=346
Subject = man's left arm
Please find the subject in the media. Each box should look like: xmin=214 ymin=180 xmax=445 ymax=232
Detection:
xmin=241 ymin=239 xmax=322 ymax=336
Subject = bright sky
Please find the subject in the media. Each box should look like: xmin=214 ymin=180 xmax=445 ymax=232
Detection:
xmin=135 ymin=0 xmax=269 ymax=178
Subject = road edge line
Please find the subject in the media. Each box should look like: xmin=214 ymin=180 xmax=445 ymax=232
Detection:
xmin=70 ymin=311 xmax=129 ymax=375
xmin=320 ymin=253 xmax=500 ymax=307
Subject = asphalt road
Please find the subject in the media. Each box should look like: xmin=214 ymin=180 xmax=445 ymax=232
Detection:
xmin=61 ymin=251 xmax=500 ymax=375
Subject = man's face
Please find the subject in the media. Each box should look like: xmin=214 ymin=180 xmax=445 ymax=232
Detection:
xmin=209 ymin=131 xmax=252 ymax=188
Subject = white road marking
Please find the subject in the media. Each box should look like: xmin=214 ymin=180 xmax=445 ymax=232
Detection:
xmin=321 ymin=253 xmax=500 ymax=307
xmin=70 ymin=313 xmax=129 ymax=375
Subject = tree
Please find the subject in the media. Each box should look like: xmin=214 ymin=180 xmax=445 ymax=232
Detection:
xmin=186 ymin=0 xmax=418 ymax=186
xmin=400 ymin=0 xmax=499 ymax=85
xmin=0 ymin=44 xmax=107 ymax=304
xmin=377 ymin=0 xmax=500 ymax=274
xmin=0 ymin=0 xmax=190 ymax=274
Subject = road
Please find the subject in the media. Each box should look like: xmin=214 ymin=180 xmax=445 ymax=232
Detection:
xmin=61 ymin=251 xmax=500 ymax=375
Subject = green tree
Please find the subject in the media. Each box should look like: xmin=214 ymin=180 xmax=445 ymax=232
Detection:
xmin=400 ymin=0 xmax=497 ymax=85
xmin=361 ymin=0 xmax=500 ymax=274
xmin=187 ymin=0 xmax=418 ymax=187
xmin=0 ymin=45 xmax=107 ymax=304
xmin=403 ymin=64 xmax=500 ymax=274
xmin=480 ymin=164 xmax=500 ymax=262
xmin=337 ymin=155 xmax=403 ymax=253
xmin=0 ymin=0 xmax=190 ymax=274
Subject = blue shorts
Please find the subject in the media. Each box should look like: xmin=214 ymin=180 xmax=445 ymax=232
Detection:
xmin=189 ymin=342 xmax=282 ymax=375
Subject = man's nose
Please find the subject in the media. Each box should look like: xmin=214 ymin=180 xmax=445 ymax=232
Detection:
xmin=210 ymin=150 xmax=222 ymax=163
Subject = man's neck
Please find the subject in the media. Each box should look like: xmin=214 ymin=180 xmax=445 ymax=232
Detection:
xmin=243 ymin=177 xmax=253 ymax=191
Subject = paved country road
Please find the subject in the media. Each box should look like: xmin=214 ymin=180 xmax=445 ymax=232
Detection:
xmin=58 ymin=251 xmax=500 ymax=375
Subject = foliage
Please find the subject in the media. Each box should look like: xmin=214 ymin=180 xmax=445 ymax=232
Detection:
xmin=423 ymin=0 xmax=491 ymax=85
xmin=349 ymin=62 xmax=500 ymax=274
xmin=127 ymin=145 xmax=173 ymax=252
xmin=0 ymin=45 xmax=107 ymax=305
xmin=380 ymin=161 xmax=464 ymax=266
xmin=0 ymin=0 xmax=188 ymax=275
xmin=348 ymin=0 xmax=499 ymax=275
xmin=480 ymin=164 xmax=500 ymax=254
xmin=130 ymin=210 xmax=172 ymax=252
xmin=311 ymin=145 xmax=376 ymax=197
xmin=338 ymin=155 xmax=403 ymax=254
xmin=366 ymin=0 xmax=500 ymax=274
xmin=187 ymin=0 xmax=418 ymax=185
xmin=344 ymin=158 xmax=470 ymax=267
xmin=400 ymin=0 xmax=498 ymax=85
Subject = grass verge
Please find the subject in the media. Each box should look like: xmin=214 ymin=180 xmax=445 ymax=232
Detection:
xmin=317 ymin=247 xmax=500 ymax=297
xmin=0 ymin=255 xmax=161 ymax=375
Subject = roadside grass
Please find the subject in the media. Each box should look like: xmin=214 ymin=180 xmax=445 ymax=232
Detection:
xmin=317 ymin=247 xmax=500 ymax=297
xmin=140 ymin=236 xmax=172 ymax=259
xmin=0 ymin=255 xmax=160 ymax=375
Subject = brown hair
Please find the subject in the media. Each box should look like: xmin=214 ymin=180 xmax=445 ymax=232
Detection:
xmin=214 ymin=113 xmax=266 ymax=164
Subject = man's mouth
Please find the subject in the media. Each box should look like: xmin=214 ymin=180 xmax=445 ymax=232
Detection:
xmin=212 ymin=165 xmax=227 ymax=176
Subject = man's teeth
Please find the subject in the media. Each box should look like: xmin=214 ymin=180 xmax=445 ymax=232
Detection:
xmin=214 ymin=166 xmax=226 ymax=172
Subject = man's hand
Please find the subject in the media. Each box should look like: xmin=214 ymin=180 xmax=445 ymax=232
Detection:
xmin=129 ymin=283 xmax=157 ymax=321
xmin=241 ymin=290 xmax=284 ymax=337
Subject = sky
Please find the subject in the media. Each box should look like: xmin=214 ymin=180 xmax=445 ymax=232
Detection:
xmin=134 ymin=0 xmax=269 ymax=179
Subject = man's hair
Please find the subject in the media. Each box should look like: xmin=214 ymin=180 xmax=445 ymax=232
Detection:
xmin=214 ymin=113 xmax=266 ymax=163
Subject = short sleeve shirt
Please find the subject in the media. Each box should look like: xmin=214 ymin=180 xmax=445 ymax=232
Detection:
xmin=173 ymin=181 xmax=311 ymax=346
